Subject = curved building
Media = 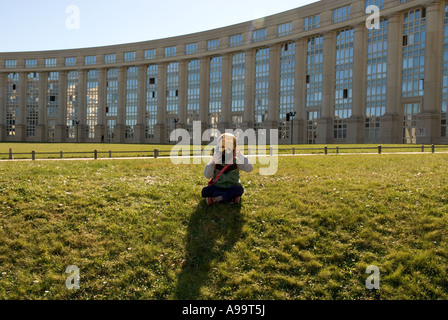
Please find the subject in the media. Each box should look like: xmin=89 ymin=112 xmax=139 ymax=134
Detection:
xmin=0 ymin=0 xmax=447 ymax=144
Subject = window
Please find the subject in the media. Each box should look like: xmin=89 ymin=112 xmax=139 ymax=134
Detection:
xmin=366 ymin=19 xmax=388 ymax=140
xmin=125 ymin=67 xmax=138 ymax=139
xmin=304 ymin=14 xmax=320 ymax=31
xmin=105 ymin=54 xmax=116 ymax=64
xmin=45 ymin=58 xmax=57 ymax=68
xmin=187 ymin=60 xmax=200 ymax=135
xmin=165 ymin=46 xmax=176 ymax=57
xmin=65 ymin=57 xmax=77 ymax=66
xmin=124 ymin=52 xmax=136 ymax=62
xmin=366 ymin=0 xmax=384 ymax=10
xmin=306 ymin=36 xmax=323 ymax=108
xmin=229 ymin=34 xmax=243 ymax=47
xmin=278 ymin=22 xmax=292 ymax=37
xmin=26 ymin=72 xmax=39 ymax=137
xmin=209 ymin=56 xmax=222 ymax=129
xmin=186 ymin=43 xmax=198 ymax=55
xmin=333 ymin=5 xmax=351 ymax=23
xmin=402 ymin=8 xmax=426 ymax=98
xmin=85 ymin=56 xmax=96 ymax=65
xmin=279 ymin=42 xmax=296 ymax=140
xmin=145 ymin=49 xmax=156 ymax=60
xmin=253 ymin=29 xmax=267 ymax=42
xmin=25 ymin=59 xmax=37 ymax=68
xmin=86 ymin=70 xmax=98 ymax=139
xmin=334 ymin=28 xmax=354 ymax=139
xmin=207 ymin=39 xmax=220 ymax=51
xmin=5 ymin=60 xmax=17 ymax=68
xmin=254 ymin=48 xmax=270 ymax=126
xmin=231 ymin=52 xmax=245 ymax=113
xmin=146 ymin=65 xmax=158 ymax=139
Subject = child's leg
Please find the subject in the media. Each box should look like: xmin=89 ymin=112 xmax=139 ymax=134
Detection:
xmin=221 ymin=185 xmax=244 ymax=202
xmin=201 ymin=185 xmax=223 ymax=199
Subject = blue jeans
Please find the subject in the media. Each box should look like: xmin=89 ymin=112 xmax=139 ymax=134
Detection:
xmin=202 ymin=185 xmax=244 ymax=203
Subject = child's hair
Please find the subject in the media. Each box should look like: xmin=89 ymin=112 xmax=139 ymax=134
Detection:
xmin=217 ymin=133 xmax=237 ymax=151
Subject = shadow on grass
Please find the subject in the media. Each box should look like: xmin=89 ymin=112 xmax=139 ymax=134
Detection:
xmin=175 ymin=200 xmax=244 ymax=300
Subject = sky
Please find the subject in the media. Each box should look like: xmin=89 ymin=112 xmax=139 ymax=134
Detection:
xmin=0 ymin=0 xmax=319 ymax=53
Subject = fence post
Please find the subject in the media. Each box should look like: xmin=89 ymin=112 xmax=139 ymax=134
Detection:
xmin=292 ymin=147 xmax=295 ymax=155
xmin=270 ymin=147 xmax=273 ymax=156
xmin=32 ymin=151 xmax=35 ymax=161
xmin=154 ymin=149 xmax=159 ymax=159
xmin=9 ymin=148 xmax=12 ymax=160
xmin=60 ymin=151 xmax=63 ymax=159
xmin=336 ymin=147 xmax=339 ymax=155
xmin=94 ymin=150 xmax=98 ymax=160
xmin=324 ymin=146 xmax=328 ymax=155
xmin=109 ymin=150 xmax=112 ymax=158
xmin=421 ymin=145 xmax=425 ymax=153
xmin=432 ymin=144 xmax=435 ymax=153
xmin=378 ymin=145 xmax=382 ymax=154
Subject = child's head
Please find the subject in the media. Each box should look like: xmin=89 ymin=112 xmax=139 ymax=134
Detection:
xmin=217 ymin=133 xmax=237 ymax=154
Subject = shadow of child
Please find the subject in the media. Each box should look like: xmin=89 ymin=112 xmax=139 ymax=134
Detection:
xmin=175 ymin=200 xmax=244 ymax=300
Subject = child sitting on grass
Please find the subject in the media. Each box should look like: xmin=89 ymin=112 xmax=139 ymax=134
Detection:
xmin=202 ymin=133 xmax=253 ymax=205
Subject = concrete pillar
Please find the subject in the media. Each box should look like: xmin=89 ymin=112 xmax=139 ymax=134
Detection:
xmin=294 ymin=38 xmax=306 ymax=144
xmin=154 ymin=63 xmax=167 ymax=143
xmin=55 ymin=71 xmax=67 ymax=142
xmin=243 ymin=49 xmax=255 ymax=130
xmin=219 ymin=53 xmax=231 ymax=133
xmin=115 ymin=67 xmax=126 ymax=143
xmin=382 ymin=14 xmax=402 ymax=144
xmin=347 ymin=24 xmax=367 ymax=144
xmin=418 ymin=1 xmax=444 ymax=144
xmin=199 ymin=57 xmax=209 ymax=134
xmin=265 ymin=44 xmax=280 ymax=135
xmin=95 ymin=68 xmax=107 ymax=143
xmin=317 ymin=31 xmax=336 ymax=144
xmin=16 ymin=72 xmax=27 ymax=141
xmin=37 ymin=71 xmax=47 ymax=142
xmin=178 ymin=60 xmax=188 ymax=130
xmin=0 ymin=73 xmax=6 ymax=141
xmin=134 ymin=65 xmax=146 ymax=143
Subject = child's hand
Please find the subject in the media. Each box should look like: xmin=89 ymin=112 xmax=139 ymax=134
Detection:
xmin=212 ymin=150 xmax=222 ymax=165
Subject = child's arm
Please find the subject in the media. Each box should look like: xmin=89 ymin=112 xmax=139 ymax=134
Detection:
xmin=204 ymin=151 xmax=221 ymax=179
xmin=236 ymin=150 xmax=254 ymax=173
xmin=204 ymin=160 xmax=215 ymax=179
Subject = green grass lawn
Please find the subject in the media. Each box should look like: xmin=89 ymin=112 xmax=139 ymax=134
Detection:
xmin=0 ymin=154 xmax=447 ymax=300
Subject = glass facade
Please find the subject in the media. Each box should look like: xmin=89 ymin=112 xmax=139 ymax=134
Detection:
xmin=334 ymin=28 xmax=354 ymax=139
xmin=279 ymin=42 xmax=295 ymax=140
xmin=231 ymin=52 xmax=245 ymax=115
xmin=6 ymin=73 xmax=19 ymax=137
xmin=47 ymin=72 xmax=59 ymax=141
xmin=306 ymin=36 xmax=323 ymax=108
xmin=125 ymin=67 xmax=138 ymax=139
xmin=187 ymin=60 xmax=200 ymax=134
xmin=209 ymin=56 xmax=222 ymax=130
xmin=366 ymin=19 xmax=388 ymax=140
xmin=254 ymin=48 xmax=270 ymax=129
xmin=146 ymin=65 xmax=158 ymax=139
xmin=86 ymin=70 xmax=98 ymax=139
xmin=66 ymin=71 xmax=79 ymax=139
xmin=402 ymin=8 xmax=426 ymax=98
xmin=26 ymin=73 xmax=39 ymax=138
xmin=106 ymin=68 xmax=118 ymax=142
